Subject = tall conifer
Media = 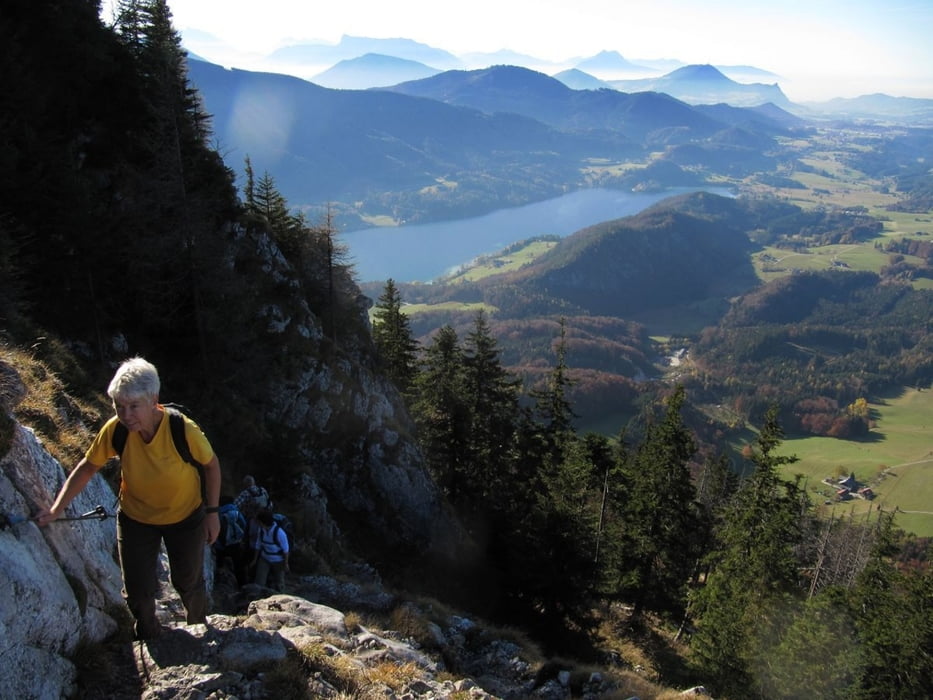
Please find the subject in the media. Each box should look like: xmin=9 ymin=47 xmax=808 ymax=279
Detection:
xmin=411 ymin=325 xmax=470 ymax=499
xmin=689 ymin=406 xmax=806 ymax=697
xmin=372 ymin=279 xmax=419 ymax=394
xmin=615 ymin=386 xmax=700 ymax=619
xmin=462 ymin=310 xmax=521 ymax=503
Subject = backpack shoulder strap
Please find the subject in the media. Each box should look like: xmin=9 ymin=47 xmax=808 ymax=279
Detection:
xmin=270 ymin=522 xmax=286 ymax=554
xmin=166 ymin=408 xmax=199 ymax=467
xmin=165 ymin=407 xmax=207 ymax=504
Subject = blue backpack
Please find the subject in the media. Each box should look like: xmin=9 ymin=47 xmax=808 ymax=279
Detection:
xmin=217 ymin=503 xmax=246 ymax=549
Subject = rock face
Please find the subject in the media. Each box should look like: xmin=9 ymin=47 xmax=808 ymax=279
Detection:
xmin=265 ymin=348 xmax=459 ymax=555
xmin=1 ymin=410 xmax=124 ymax=698
xmin=216 ymin=224 xmax=466 ymax=565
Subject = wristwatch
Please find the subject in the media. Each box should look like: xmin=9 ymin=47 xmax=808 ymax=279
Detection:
xmin=205 ymin=506 xmax=219 ymax=514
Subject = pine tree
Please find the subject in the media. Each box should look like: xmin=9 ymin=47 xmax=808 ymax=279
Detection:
xmin=1 ymin=0 xmax=150 ymax=347
xmin=303 ymin=207 xmax=354 ymax=344
xmin=689 ymin=452 xmax=738 ymax=586
xmin=615 ymin=386 xmax=701 ymax=619
xmin=411 ymin=325 xmax=470 ymax=499
xmin=755 ymin=592 xmax=857 ymax=699
xmin=528 ymin=317 xmax=578 ymax=469
xmin=461 ymin=310 xmax=521 ymax=504
xmin=372 ymin=279 xmax=419 ymax=394
xmin=847 ymin=512 xmax=933 ymax=698
xmin=248 ymin=171 xmax=302 ymax=254
xmin=111 ymin=0 xmax=237 ymax=367
xmin=689 ymin=406 xmax=807 ymax=697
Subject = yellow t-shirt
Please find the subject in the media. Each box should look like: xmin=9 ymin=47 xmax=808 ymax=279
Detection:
xmin=85 ymin=408 xmax=215 ymax=525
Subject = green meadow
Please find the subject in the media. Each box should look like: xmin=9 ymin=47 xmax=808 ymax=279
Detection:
xmin=776 ymin=387 xmax=933 ymax=537
xmin=440 ymin=239 xmax=559 ymax=283
xmin=401 ymin=301 xmax=494 ymax=315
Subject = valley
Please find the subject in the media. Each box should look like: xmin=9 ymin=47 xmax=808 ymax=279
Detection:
xmin=361 ymin=119 xmax=933 ymax=538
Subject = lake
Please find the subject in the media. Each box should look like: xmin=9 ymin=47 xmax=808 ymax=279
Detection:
xmin=342 ymin=187 xmax=732 ymax=283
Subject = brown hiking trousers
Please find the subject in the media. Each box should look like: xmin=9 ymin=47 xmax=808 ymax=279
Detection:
xmin=117 ymin=507 xmax=207 ymax=638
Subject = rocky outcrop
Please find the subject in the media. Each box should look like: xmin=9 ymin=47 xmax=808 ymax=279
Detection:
xmin=130 ymin=595 xmax=516 ymax=699
xmin=1 ymin=387 xmax=124 ymax=699
xmin=219 ymin=224 xmax=466 ymax=565
xmin=268 ymin=349 xmax=458 ymax=555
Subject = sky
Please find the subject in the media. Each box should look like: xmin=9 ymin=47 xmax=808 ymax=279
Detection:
xmin=101 ymin=0 xmax=933 ymax=102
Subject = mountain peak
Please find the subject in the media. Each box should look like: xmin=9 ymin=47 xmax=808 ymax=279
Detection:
xmin=576 ymin=50 xmax=652 ymax=74
xmin=666 ymin=64 xmax=732 ymax=82
xmin=312 ymin=53 xmax=441 ymax=89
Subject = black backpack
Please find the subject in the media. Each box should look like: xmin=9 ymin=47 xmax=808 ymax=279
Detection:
xmin=111 ymin=403 xmax=206 ymax=502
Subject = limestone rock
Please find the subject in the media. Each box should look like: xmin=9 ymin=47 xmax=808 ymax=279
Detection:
xmin=1 ymin=422 xmax=123 ymax=700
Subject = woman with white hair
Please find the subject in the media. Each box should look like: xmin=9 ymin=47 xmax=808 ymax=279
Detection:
xmin=37 ymin=357 xmax=222 ymax=640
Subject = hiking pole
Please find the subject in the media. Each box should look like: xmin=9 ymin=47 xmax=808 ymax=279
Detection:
xmin=56 ymin=505 xmax=112 ymax=522
xmin=0 ymin=505 xmax=113 ymax=530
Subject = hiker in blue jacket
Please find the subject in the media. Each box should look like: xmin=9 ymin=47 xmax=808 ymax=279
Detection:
xmin=251 ymin=509 xmax=289 ymax=591
xmin=213 ymin=497 xmax=248 ymax=585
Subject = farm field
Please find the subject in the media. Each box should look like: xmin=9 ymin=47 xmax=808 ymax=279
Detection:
xmin=776 ymin=387 xmax=933 ymax=537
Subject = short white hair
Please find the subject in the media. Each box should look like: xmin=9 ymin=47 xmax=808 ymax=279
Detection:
xmin=108 ymin=357 xmax=160 ymax=401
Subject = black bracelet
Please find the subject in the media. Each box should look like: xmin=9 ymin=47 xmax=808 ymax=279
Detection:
xmin=205 ymin=506 xmax=219 ymax=514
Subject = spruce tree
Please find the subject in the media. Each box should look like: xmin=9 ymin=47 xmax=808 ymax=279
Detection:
xmin=246 ymin=169 xmax=312 ymax=264
xmin=615 ymin=386 xmax=700 ymax=619
xmin=498 ymin=321 xmax=604 ymax=627
xmin=111 ymin=0 xmax=237 ymax=368
xmin=411 ymin=325 xmax=470 ymax=499
xmin=689 ymin=406 xmax=806 ymax=697
xmin=528 ymin=317 xmax=578 ymax=469
xmin=847 ymin=512 xmax=933 ymax=698
xmin=461 ymin=310 xmax=521 ymax=505
xmin=372 ymin=279 xmax=419 ymax=394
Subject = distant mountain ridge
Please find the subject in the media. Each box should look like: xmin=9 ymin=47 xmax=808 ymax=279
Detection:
xmin=384 ymin=65 xmax=728 ymax=138
xmin=608 ymin=64 xmax=792 ymax=108
xmin=382 ymin=65 xmax=798 ymax=142
xmin=800 ymin=93 xmax=933 ymax=124
xmin=574 ymin=50 xmax=655 ymax=76
xmin=267 ymin=34 xmax=461 ymax=71
xmin=312 ymin=53 xmax=441 ymax=89
xmin=552 ymin=68 xmax=612 ymax=91
xmin=187 ymin=57 xmax=800 ymax=226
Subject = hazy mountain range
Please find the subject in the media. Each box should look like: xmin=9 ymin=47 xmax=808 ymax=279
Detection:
xmin=187 ymin=32 xmax=933 ymax=123
xmin=182 ymin=32 xmax=933 ymax=232
xmin=186 ymin=57 xmax=797 ymax=226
